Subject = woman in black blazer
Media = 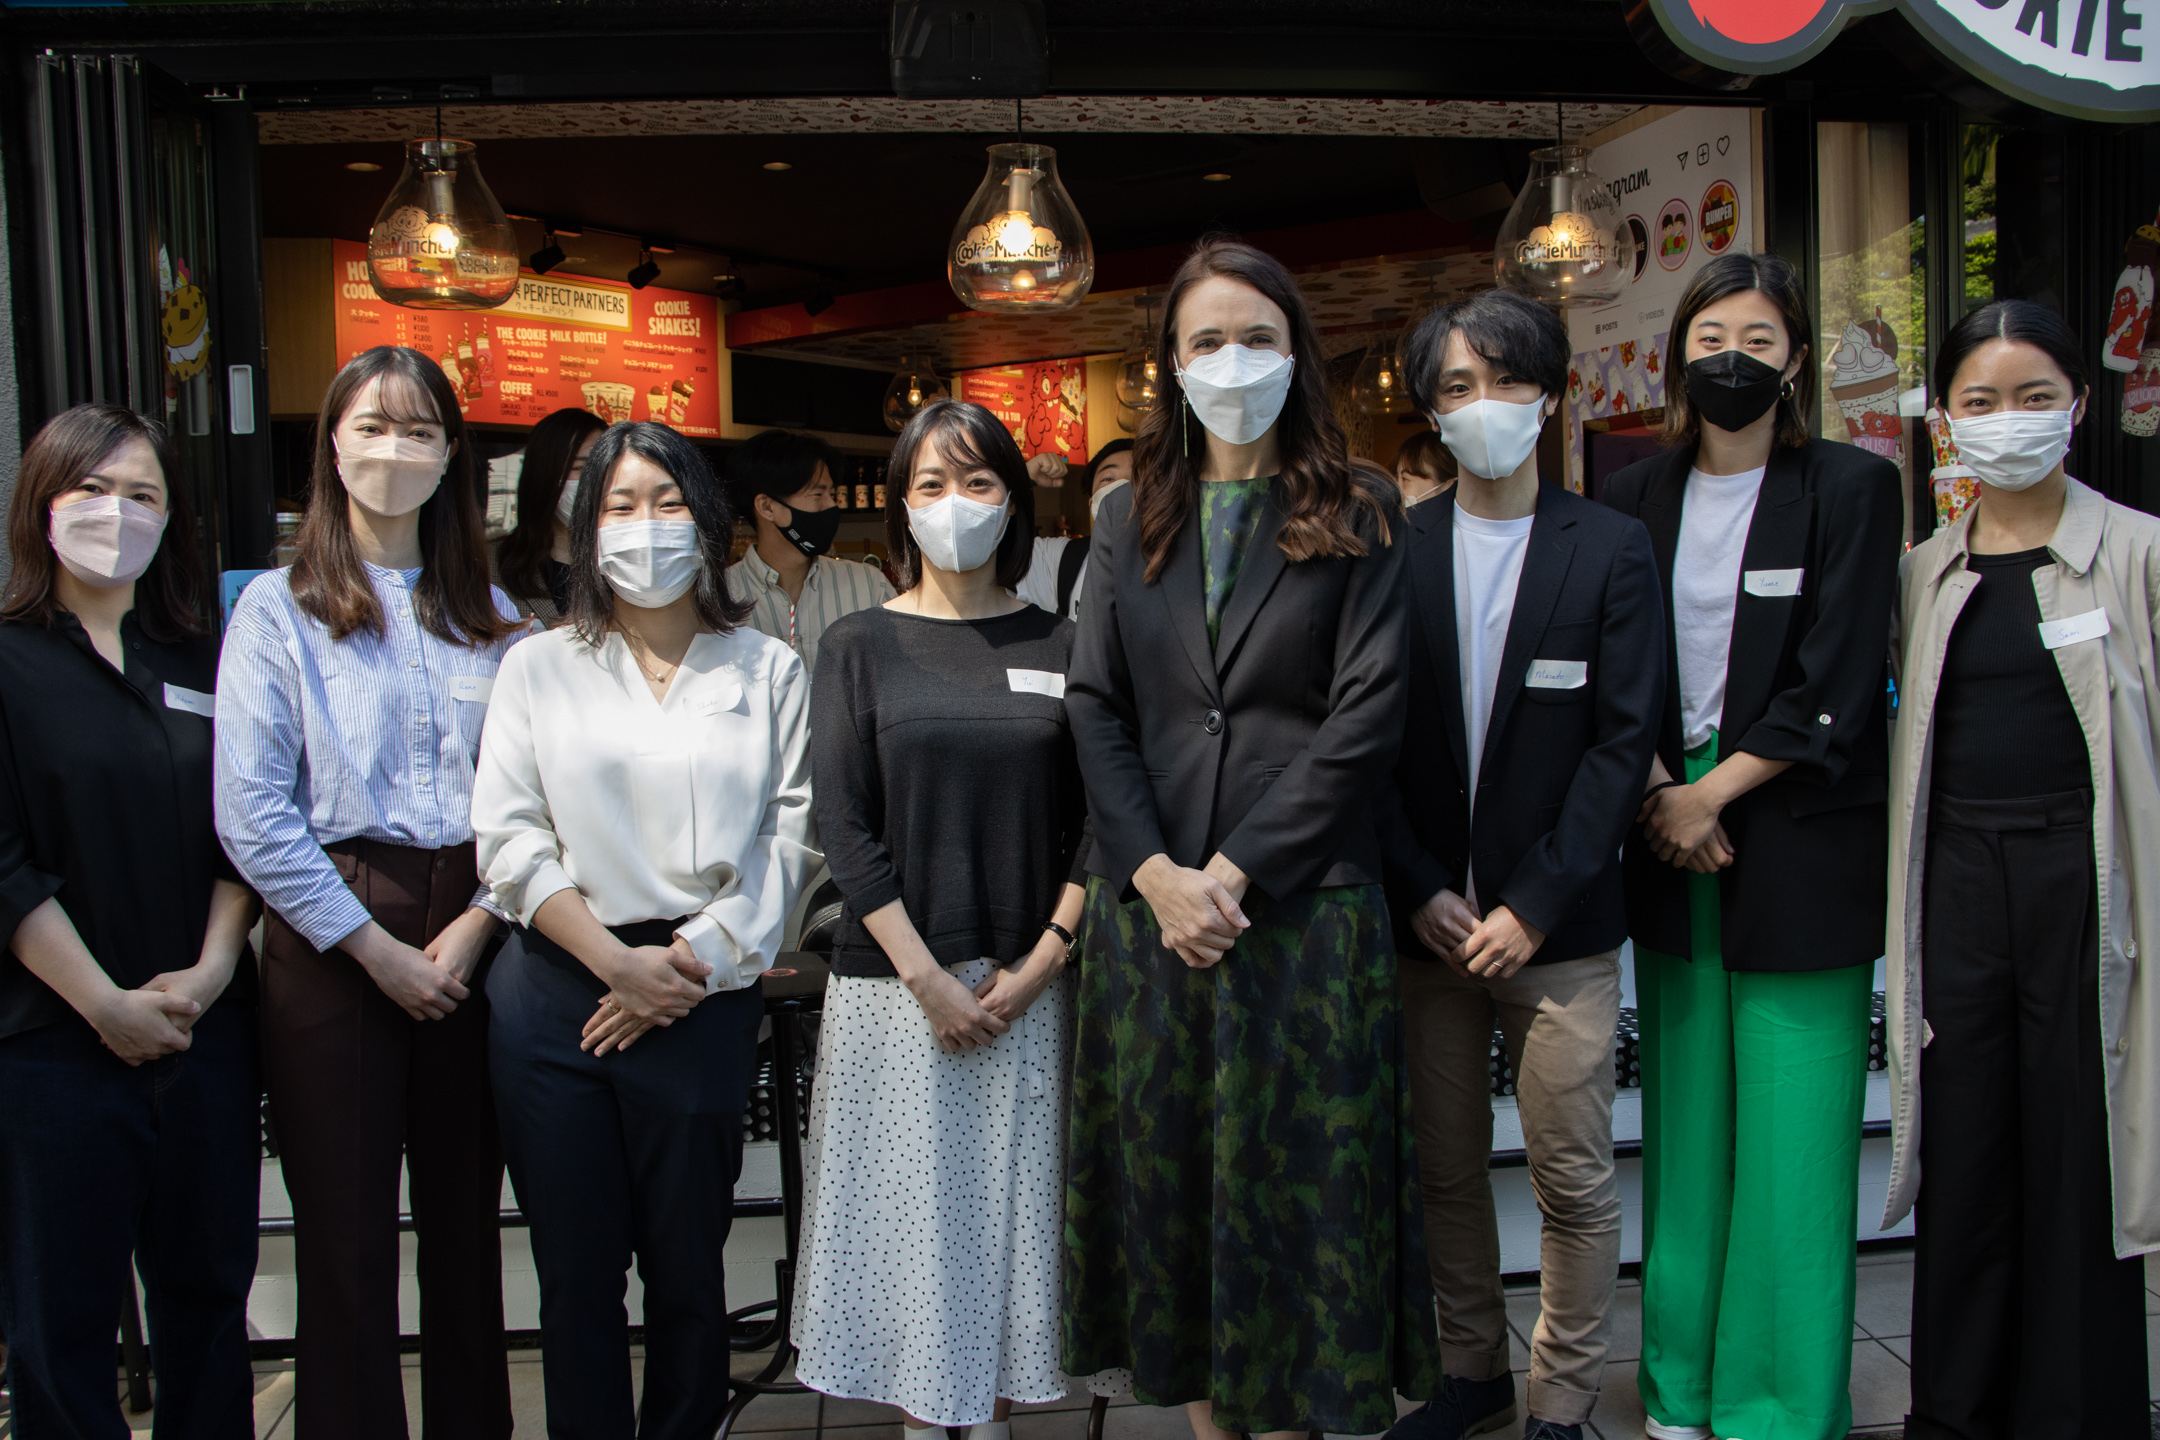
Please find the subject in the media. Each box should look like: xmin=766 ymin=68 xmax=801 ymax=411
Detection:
xmin=1599 ymin=253 xmax=1900 ymax=1440
xmin=1062 ymin=238 xmax=1440 ymax=1440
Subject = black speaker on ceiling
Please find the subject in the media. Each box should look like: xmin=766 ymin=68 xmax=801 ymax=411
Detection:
xmin=890 ymin=0 xmax=1049 ymax=99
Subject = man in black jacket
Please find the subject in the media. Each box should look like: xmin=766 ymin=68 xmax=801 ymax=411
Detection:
xmin=1376 ymin=289 xmax=1665 ymax=1440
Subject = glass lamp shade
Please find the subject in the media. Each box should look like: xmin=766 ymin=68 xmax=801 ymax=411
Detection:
xmin=1493 ymin=145 xmax=1635 ymax=312
xmin=367 ymin=138 xmax=520 ymax=310
xmin=1351 ymin=344 xmax=1410 ymax=416
xmin=882 ymin=355 xmax=950 ymax=434
xmin=949 ymin=143 xmax=1095 ymax=314
xmin=1115 ymin=339 xmax=1161 ymax=412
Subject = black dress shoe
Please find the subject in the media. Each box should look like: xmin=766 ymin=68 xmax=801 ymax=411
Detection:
xmin=1381 ymin=1374 xmax=1516 ymax=1440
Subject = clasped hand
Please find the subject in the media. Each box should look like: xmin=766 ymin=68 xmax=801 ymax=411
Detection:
xmin=1638 ymin=782 xmax=1735 ymax=872
xmin=1410 ymin=891 xmax=1544 ymax=980
xmin=582 ymin=938 xmax=712 ymax=1056
xmin=1136 ymin=853 xmax=1250 ymax=968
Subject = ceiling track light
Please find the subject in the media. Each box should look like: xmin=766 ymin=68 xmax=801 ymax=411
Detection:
xmin=528 ymin=226 xmax=566 ymax=276
xmin=627 ymin=246 xmax=661 ymax=290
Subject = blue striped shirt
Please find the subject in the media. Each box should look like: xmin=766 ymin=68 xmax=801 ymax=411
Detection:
xmin=214 ymin=565 xmax=531 ymax=951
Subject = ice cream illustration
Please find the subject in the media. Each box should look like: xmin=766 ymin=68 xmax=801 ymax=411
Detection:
xmin=1830 ymin=314 xmax=1903 ymax=466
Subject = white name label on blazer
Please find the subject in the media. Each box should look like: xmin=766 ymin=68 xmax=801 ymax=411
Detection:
xmin=163 ymin=683 xmax=215 ymax=718
xmin=1526 ymin=659 xmax=1588 ymax=690
xmin=1008 ymin=668 xmax=1066 ymax=699
xmin=1743 ymin=568 xmax=1805 ymax=597
xmin=2039 ymin=608 xmax=2111 ymax=650
xmin=450 ymin=676 xmax=495 ymax=704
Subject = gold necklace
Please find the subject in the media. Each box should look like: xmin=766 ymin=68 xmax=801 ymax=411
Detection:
xmin=623 ymin=635 xmax=677 ymax=685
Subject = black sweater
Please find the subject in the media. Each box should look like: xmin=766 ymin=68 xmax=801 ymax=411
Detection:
xmin=810 ymin=604 xmax=1089 ymax=977
xmin=1932 ymin=547 xmax=2091 ymax=801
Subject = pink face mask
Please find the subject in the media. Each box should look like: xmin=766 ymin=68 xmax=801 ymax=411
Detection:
xmin=50 ymin=495 xmax=168 ymax=588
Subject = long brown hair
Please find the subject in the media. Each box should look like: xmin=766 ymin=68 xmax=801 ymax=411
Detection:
xmin=0 ymin=404 xmax=204 ymax=640
xmin=1660 ymin=252 xmax=1816 ymax=451
xmin=496 ymin=405 xmax=606 ymax=602
xmin=290 ymin=346 xmax=517 ymax=645
xmin=1134 ymin=237 xmax=1388 ymax=583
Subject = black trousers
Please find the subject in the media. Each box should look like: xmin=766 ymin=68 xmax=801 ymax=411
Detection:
xmin=1907 ymin=790 xmax=2150 ymax=1440
xmin=488 ymin=920 xmax=764 ymax=1440
xmin=0 ymin=1000 xmax=259 ymax=1440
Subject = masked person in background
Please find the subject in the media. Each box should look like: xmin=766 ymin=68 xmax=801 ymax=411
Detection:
xmin=490 ymin=406 xmax=607 ymax=624
xmin=216 ymin=345 xmax=524 ymax=1440
xmin=793 ymin=399 xmax=1089 ymax=1438
xmin=1062 ymin=237 xmax=1441 ymax=1440
xmin=0 ymin=406 xmax=261 ymax=1437
xmin=1017 ymin=438 xmax=1134 ymax=621
xmin=726 ymin=427 xmax=895 ymax=679
xmin=474 ymin=421 xmax=817 ymax=1440
xmin=1376 ymin=288 xmax=1664 ymax=1440
xmin=1884 ymin=300 xmax=2156 ymax=1440
xmin=1601 ymin=253 xmax=1901 ymax=1440
xmin=1393 ymin=428 xmax=1456 ymax=509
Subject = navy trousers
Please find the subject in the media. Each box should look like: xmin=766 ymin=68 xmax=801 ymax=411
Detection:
xmin=0 ymin=999 xmax=259 ymax=1439
xmin=489 ymin=921 xmax=763 ymax=1440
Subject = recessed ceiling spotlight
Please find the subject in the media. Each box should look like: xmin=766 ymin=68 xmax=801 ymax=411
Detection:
xmin=345 ymin=161 xmax=383 ymax=173
xmin=763 ymin=161 xmax=792 ymax=171
xmin=1202 ymin=172 xmax=1232 ymax=182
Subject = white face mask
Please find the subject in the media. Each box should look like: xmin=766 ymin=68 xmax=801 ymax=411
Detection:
xmin=597 ymin=519 xmax=704 ymax=608
xmin=1948 ymin=409 xmax=2075 ymax=493
xmin=337 ymin=434 xmax=448 ymax=517
xmin=908 ymin=491 xmax=1011 ymax=574
xmin=1088 ymin=476 xmax=1130 ymax=522
xmin=1175 ymin=345 xmax=1295 ymax=446
xmin=1435 ymin=396 xmax=1548 ymax=481
xmin=50 ymin=495 xmax=168 ymax=588
xmin=555 ymin=465 xmax=587 ymax=528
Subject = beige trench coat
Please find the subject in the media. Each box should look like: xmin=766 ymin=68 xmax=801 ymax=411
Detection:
xmin=1884 ymin=477 xmax=2160 ymax=1257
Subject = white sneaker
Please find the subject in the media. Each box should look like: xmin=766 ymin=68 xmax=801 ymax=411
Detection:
xmin=1643 ymin=1421 xmax=1713 ymax=1440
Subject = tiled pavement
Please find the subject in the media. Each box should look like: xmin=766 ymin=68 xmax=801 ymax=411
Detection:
xmin=27 ymin=1248 xmax=2160 ymax=1439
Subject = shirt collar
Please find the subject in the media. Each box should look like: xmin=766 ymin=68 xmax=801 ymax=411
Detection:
xmin=742 ymin=545 xmax=814 ymax=591
xmin=1925 ymin=474 xmax=2100 ymax=586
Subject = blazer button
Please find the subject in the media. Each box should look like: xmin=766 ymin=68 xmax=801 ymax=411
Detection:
xmin=1203 ymin=709 xmax=1223 ymax=735
xmin=1817 ymin=712 xmax=1833 ymax=725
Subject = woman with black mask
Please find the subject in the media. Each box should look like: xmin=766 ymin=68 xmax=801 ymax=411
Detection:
xmin=725 ymin=428 xmax=894 ymax=677
xmin=1601 ymin=252 xmax=1902 ymax=1440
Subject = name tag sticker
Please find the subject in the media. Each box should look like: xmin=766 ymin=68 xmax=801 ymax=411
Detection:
xmin=2039 ymin=607 xmax=2111 ymax=650
xmin=163 ymin=683 xmax=214 ymax=718
xmin=695 ymin=680 xmax=744 ymax=716
xmin=1525 ymin=659 xmax=1588 ymax=690
xmin=449 ymin=676 xmax=495 ymax=704
xmin=1008 ymin=668 xmax=1067 ymax=699
xmin=1743 ymin=568 xmax=1805 ymax=597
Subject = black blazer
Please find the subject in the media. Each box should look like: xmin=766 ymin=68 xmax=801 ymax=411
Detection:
xmin=1601 ymin=438 xmax=1901 ymax=972
xmin=1374 ymin=484 xmax=1665 ymax=964
xmin=1067 ymin=480 xmax=1408 ymax=902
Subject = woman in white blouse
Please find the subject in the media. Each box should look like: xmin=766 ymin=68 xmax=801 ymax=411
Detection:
xmin=473 ymin=420 xmax=819 ymax=1440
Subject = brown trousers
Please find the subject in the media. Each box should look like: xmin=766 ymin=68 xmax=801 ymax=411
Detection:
xmin=262 ymin=838 xmax=511 ymax=1440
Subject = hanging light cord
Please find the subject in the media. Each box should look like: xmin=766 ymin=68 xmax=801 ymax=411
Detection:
xmin=1015 ymin=96 xmax=1024 ymax=145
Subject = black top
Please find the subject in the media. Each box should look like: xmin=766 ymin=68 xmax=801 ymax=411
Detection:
xmin=1933 ymin=547 xmax=2091 ymax=800
xmin=1067 ymin=480 xmax=1408 ymax=903
xmin=1373 ymin=484 xmax=1666 ymax=964
xmin=1601 ymin=438 xmax=1902 ymax=972
xmin=810 ymin=604 xmax=1088 ymax=977
xmin=0 ymin=613 xmax=249 ymax=1040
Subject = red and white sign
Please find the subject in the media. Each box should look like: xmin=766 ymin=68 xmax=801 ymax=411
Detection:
xmin=955 ymin=357 xmax=1090 ymax=464
xmin=331 ymin=239 xmax=722 ymax=435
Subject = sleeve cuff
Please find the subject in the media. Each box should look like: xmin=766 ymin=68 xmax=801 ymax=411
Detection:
xmin=508 ymin=860 xmax=577 ymax=928
xmin=470 ymin=887 xmax=510 ymax=926
xmin=295 ymin=890 xmax=377 ymax=956
xmin=675 ymin=912 xmax=750 ymax=994
xmin=840 ymin=876 xmax=904 ymax=923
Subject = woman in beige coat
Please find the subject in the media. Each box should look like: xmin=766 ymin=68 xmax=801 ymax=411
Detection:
xmin=1884 ymin=299 xmax=2157 ymax=1439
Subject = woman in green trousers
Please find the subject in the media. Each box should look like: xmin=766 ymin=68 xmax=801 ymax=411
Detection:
xmin=1600 ymin=252 xmax=1902 ymax=1440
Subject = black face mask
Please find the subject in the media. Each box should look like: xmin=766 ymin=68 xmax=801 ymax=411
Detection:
xmin=1683 ymin=350 xmax=1786 ymax=434
xmin=778 ymin=502 xmax=841 ymax=558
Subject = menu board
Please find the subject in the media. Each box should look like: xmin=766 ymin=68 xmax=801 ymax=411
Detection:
xmin=955 ymin=358 xmax=1089 ymax=465
xmin=331 ymin=238 xmax=722 ymax=435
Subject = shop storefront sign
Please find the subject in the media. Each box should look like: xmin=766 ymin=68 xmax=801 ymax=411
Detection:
xmin=1628 ymin=0 xmax=2160 ymax=121
xmin=955 ymin=358 xmax=1089 ymax=465
xmin=331 ymin=239 xmax=722 ymax=434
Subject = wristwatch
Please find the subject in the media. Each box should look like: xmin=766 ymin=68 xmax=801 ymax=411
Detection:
xmin=1042 ymin=920 xmax=1077 ymax=957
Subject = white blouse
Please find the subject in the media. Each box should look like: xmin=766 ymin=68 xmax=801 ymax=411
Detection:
xmin=473 ymin=624 xmax=819 ymax=992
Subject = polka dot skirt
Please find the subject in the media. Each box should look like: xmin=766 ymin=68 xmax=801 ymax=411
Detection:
xmin=793 ymin=960 xmax=1076 ymax=1426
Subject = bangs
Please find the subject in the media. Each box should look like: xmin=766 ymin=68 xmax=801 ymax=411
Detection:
xmin=911 ymin=406 xmax=1007 ymax=481
xmin=359 ymin=369 xmax=446 ymax=428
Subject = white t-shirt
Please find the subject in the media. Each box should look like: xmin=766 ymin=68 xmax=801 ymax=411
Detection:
xmin=1014 ymin=535 xmax=1087 ymax=620
xmin=1453 ymin=508 xmax=1535 ymax=905
xmin=1673 ymin=465 xmax=1767 ymax=751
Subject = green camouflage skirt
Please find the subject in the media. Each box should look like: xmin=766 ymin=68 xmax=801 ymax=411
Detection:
xmin=1061 ymin=878 xmax=1442 ymax=1433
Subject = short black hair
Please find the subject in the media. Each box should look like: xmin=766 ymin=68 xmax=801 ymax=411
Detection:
xmin=1080 ymin=438 xmax=1133 ymax=491
xmin=1400 ymin=287 xmax=1570 ymax=415
xmin=566 ymin=420 xmax=752 ymax=645
xmin=1936 ymin=299 xmax=2089 ymax=405
xmin=884 ymin=400 xmax=1036 ymax=593
xmin=729 ymin=427 xmax=844 ymax=510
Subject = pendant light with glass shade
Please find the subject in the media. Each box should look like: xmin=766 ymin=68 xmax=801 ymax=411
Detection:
xmin=1493 ymin=104 xmax=1635 ymax=312
xmin=366 ymin=114 xmax=520 ymax=310
xmin=1350 ymin=308 xmax=1412 ymax=417
xmin=882 ymin=354 xmax=950 ymax=434
xmin=949 ymin=102 xmax=1094 ymax=313
xmin=1115 ymin=294 xmax=1163 ymax=418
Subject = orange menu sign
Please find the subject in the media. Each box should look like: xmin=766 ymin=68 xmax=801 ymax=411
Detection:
xmin=955 ymin=358 xmax=1088 ymax=464
xmin=330 ymin=239 xmax=722 ymax=436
